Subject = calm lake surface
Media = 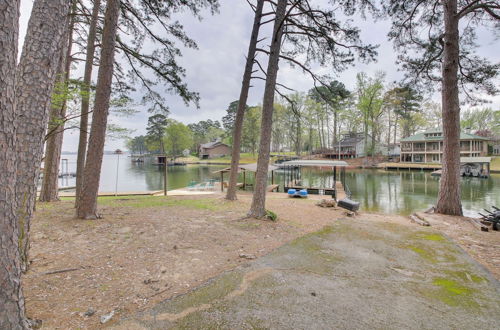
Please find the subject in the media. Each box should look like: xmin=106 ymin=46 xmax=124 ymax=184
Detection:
xmin=58 ymin=154 xmax=499 ymax=217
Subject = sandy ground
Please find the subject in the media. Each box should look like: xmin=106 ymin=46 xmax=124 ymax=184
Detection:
xmin=24 ymin=192 xmax=345 ymax=329
xmin=23 ymin=192 xmax=499 ymax=329
xmin=415 ymin=212 xmax=500 ymax=279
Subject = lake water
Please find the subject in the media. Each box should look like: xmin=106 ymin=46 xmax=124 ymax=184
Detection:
xmin=58 ymin=154 xmax=499 ymax=217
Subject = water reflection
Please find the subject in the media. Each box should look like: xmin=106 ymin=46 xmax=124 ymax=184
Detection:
xmin=343 ymin=169 xmax=500 ymax=217
xmin=58 ymin=154 xmax=227 ymax=192
xmin=57 ymin=154 xmax=499 ymax=216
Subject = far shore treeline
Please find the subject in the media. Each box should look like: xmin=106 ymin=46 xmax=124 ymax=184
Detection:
xmin=127 ymin=81 xmax=499 ymax=160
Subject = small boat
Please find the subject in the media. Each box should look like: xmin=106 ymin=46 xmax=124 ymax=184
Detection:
xmin=287 ymin=188 xmax=308 ymax=198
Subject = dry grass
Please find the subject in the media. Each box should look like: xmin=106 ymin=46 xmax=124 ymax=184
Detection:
xmin=24 ymin=193 xmax=344 ymax=329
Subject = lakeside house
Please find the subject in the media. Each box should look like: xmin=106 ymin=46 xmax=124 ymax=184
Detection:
xmin=329 ymin=132 xmax=383 ymax=159
xmin=493 ymin=144 xmax=500 ymax=155
xmin=400 ymin=128 xmax=489 ymax=163
xmin=199 ymin=141 xmax=231 ymax=159
xmin=379 ymin=143 xmax=401 ymax=158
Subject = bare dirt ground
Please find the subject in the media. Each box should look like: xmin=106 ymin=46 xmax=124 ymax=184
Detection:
xmin=415 ymin=211 xmax=500 ymax=279
xmin=24 ymin=193 xmax=345 ymax=329
xmin=24 ymin=192 xmax=499 ymax=329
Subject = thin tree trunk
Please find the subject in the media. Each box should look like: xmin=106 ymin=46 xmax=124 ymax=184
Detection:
xmin=248 ymin=0 xmax=287 ymax=218
xmin=296 ymin=115 xmax=301 ymax=156
xmin=333 ymin=109 xmax=338 ymax=144
xmin=436 ymin=0 xmax=462 ymax=216
xmin=325 ymin=111 xmax=330 ymax=149
xmin=387 ymin=109 xmax=391 ymax=153
xmin=76 ymin=0 xmax=101 ymax=207
xmin=0 ymin=1 xmax=29 ymax=327
xmin=226 ymin=0 xmax=264 ymax=200
xmin=15 ymin=0 xmax=71 ymax=271
xmin=371 ymin=114 xmax=376 ymax=160
xmin=77 ymin=0 xmax=120 ymax=219
xmin=40 ymin=0 xmax=76 ymax=202
xmin=393 ymin=113 xmax=398 ymax=145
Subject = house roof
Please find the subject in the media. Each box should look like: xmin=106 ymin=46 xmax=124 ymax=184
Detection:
xmin=281 ymin=160 xmax=349 ymax=167
xmin=200 ymin=141 xmax=229 ymax=149
xmin=460 ymin=157 xmax=491 ymax=164
xmin=212 ymin=163 xmax=277 ymax=173
xmin=338 ymin=135 xmax=364 ymax=147
xmin=400 ymin=129 xmax=489 ymax=142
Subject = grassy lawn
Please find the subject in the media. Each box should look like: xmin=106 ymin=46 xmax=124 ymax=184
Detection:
xmin=490 ymin=156 xmax=500 ymax=171
xmin=58 ymin=195 xmax=224 ymax=210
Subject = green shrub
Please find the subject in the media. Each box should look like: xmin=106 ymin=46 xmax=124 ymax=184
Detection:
xmin=265 ymin=210 xmax=278 ymax=221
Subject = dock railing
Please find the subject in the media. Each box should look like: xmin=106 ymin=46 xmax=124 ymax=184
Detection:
xmin=340 ymin=167 xmax=352 ymax=199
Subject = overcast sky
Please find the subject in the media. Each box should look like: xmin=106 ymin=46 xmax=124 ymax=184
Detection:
xmin=19 ymin=0 xmax=500 ymax=152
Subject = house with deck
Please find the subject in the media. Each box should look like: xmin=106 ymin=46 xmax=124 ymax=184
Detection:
xmin=400 ymin=128 xmax=489 ymax=163
xmin=329 ymin=132 xmax=383 ymax=159
xmin=199 ymin=141 xmax=231 ymax=159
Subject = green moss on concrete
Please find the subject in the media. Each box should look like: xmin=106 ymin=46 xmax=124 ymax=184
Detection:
xmin=430 ymin=278 xmax=479 ymax=308
xmin=244 ymin=317 xmax=268 ymax=330
xmin=420 ymin=233 xmax=446 ymax=241
xmin=444 ymin=270 xmax=486 ymax=284
xmin=407 ymin=245 xmax=438 ymax=263
xmin=172 ymin=273 xmax=278 ymax=329
xmin=156 ymin=271 xmax=243 ymax=315
xmin=173 ymin=315 xmax=228 ymax=330
xmin=280 ymin=229 xmax=342 ymax=275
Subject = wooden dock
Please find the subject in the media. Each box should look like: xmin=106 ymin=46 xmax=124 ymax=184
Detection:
xmin=335 ymin=181 xmax=346 ymax=200
xmin=378 ymin=162 xmax=442 ymax=171
xmin=58 ymin=191 xmax=163 ymax=197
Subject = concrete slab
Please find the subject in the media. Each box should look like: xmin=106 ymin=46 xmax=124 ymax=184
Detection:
xmin=110 ymin=219 xmax=500 ymax=329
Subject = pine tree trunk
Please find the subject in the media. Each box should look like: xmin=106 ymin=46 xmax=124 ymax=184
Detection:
xmin=296 ymin=116 xmax=301 ymax=156
xmin=387 ymin=110 xmax=391 ymax=151
xmin=38 ymin=46 xmax=68 ymax=203
xmin=371 ymin=115 xmax=376 ymax=159
xmin=333 ymin=109 xmax=338 ymax=144
xmin=15 ymin=0 xmax=71 ymax=271
xmin=77 ymin=0 xmax=120 ymax=219
xmin=436 ymin=0 xmax=462 ymax=216
xmin=393 ymin=113 xmax=397 ymax=145
xmin=248 ymin=0 xmax=287 ymax=218
xmin=39 ymin=2 xmax=76 ymax=202
xmin=226 ymin=0 xmax=264 ymax=201
xmin=76 ymin=0 xmax=101 ymax=208
xmin=0 ymin=1 xmax=29 ymax=327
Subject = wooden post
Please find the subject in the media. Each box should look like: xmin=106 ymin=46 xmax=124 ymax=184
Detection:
xmin=271 ymin=170 xmax=274 ymax=185
xmin=243 ymin=170 xmax=246 ymax=189
xmin=221 ymin=171 xmax=224 ymax=192
xmin=333 ymin=166 xmax=337 ymax=188
xmin=163 ymin=156 xmax=168 ymax=196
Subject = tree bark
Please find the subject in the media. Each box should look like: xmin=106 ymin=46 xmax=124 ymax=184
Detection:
xmin=248 ymin=0 xmax=287 ymax=218
xmin=436 ymin=0 xmax=462 ymax=216
xmin=333 ymin=109 xmax=338 ymax=144
xmin=0 ymin=1 xmax=30 ymax=327
xmin=15 ymin=0 xmax=71 ymax=272
xmin=393 ymin=113 xmax=398 ymax=145
xmin=39 ymin=0 xmax=76 ymax=202
xmin=226 ymin=0 xmax=264 ymax=201
xmin=76 ymin=0 xmax=101 ymax=207
xmin=296 ymin=114 xmax=301 ymax=155
xmin=77 ymin=0 xmax=121 ymax=219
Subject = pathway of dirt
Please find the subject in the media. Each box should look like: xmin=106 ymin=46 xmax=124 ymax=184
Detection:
xmin=24 ymin=193 xmax=343 ymax=329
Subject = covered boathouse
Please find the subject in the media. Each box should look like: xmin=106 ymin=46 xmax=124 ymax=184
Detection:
xmin=279 ymin=160 xmax=350 ymax=200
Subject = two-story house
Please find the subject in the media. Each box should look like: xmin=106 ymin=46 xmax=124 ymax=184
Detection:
xmin=400 ymin=128 xmax=489 ymax=163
